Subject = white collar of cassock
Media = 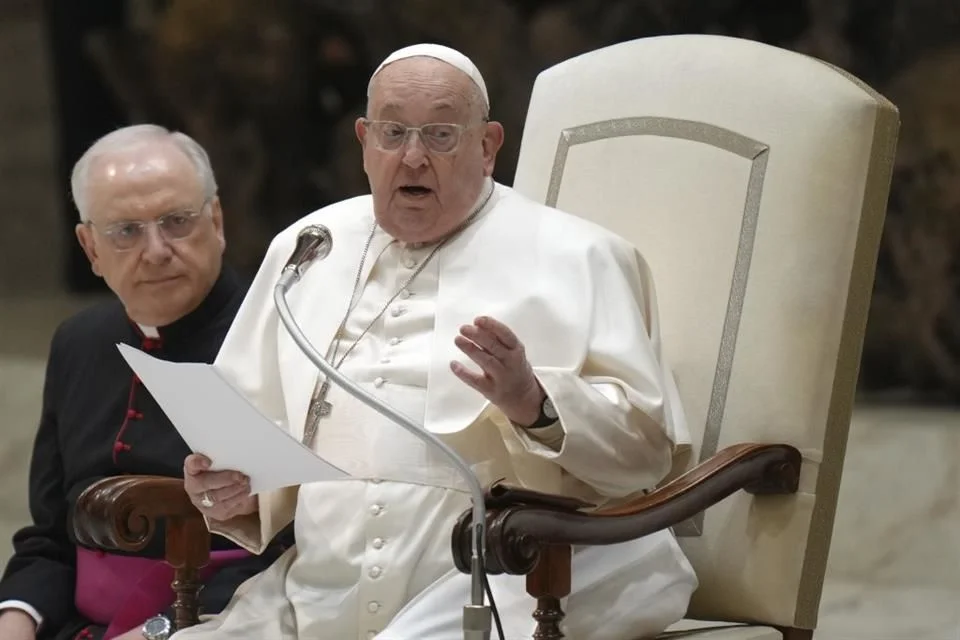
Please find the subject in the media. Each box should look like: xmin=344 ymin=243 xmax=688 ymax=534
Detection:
xmin=137 ymin=324 xmax=160 ymax=338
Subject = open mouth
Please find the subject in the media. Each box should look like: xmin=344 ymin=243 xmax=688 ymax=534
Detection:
xmin=398 ymin=185 xmax=433 ymax=197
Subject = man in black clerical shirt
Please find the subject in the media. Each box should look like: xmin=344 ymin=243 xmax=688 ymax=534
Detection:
xmin=0 ymin=125 xmax=291 ymax=640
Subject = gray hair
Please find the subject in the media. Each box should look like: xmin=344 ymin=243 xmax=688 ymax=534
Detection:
xmin=70 ymin=124 xmax=218 ymax=221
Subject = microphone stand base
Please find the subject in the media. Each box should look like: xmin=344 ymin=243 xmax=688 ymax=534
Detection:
xmin=462 ymin=604 xmax=492 ymax=640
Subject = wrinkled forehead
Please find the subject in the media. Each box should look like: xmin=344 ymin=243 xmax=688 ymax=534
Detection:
xmin=368 ymin=58 xmax=479 ymax=122
xmin=85 ymin=143 xmax=203 ymax=219
xmin=89 ymin=142 xmax=199 ymax=192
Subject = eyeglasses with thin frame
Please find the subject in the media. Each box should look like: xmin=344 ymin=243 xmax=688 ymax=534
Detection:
xmin=362 ymin=119 xmax=476 ymax=154
xmin=86 ymin=199 xmax=211 ymax=252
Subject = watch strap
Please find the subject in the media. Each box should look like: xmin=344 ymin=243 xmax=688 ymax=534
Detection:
xmin=524 ymin=396 xmax=559 ymax=429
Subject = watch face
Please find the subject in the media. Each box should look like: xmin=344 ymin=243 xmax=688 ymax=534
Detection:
xmin=143 ymin=616 xmax=171 ymax=639
xmin=543 ymin=397 xmax=558 ymax=419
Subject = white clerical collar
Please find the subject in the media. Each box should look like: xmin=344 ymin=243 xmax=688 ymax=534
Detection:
xmin=137 ymin=324 xmax=160 ymax=338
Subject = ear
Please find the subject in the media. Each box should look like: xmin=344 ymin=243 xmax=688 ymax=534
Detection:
xmin=355 ymin=118 xmax=373 ymax=174
xmin=355 ymin=117 xmax=368 ymax=147
xmin=481 ymin=121 xmax=505 ymax=177
xmin=75 ymin=223 xmax=103 ymax=277
xmin=209 ymin=197 xmax=226 ymax=252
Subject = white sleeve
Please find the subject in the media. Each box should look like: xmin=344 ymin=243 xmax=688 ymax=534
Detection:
xmin=204 ymin=233 xmax=298 ymax=552
xmin=505 ymin=241 xmax=684 ymax=499
xmin=0 ymin=600 xmax=42 ymax=627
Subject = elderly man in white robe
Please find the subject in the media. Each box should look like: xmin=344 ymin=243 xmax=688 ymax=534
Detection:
xmin=175 ymin=44 xmax=698 ymax=640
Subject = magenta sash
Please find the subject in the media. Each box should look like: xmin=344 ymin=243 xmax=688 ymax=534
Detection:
xmin=75 ymin=547 xmax=250 ymax=639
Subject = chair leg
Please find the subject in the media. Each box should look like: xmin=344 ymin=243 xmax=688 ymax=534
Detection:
xmin=165 ymin=514 xmax=211 ymax=631
xmin=172 ymin=566 xmax=204 ymax=629
xmin=526 ymin=544 xmax=571 ymax=640
xmin=532 ymin=595 xmax=565 ymax=639
xmin=779 ymin=627 xmax=813 ymax=640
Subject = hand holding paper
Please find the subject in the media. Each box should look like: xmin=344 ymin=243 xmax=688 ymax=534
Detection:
xmin=118 ymin=343 xmax=347 ymax=494
xmin=183 ymin=452 xmax=259 ymax=521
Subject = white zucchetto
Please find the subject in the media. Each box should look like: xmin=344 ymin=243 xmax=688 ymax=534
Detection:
xmin=367 ymin=43 xmax=489 ymax=109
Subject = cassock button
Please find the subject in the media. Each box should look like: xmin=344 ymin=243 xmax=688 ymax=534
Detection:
xmin=389 ymin=337 xmax=401 ymax=346
xmin=390 ymin=306 xmax=404 ymax=317
xmin=369 ymin=504 xmax=383 ymax=516
xmin=402 ymin=256 xmax=417 ymax=268
xmin=372 ymin=537 xmax=385 ymax=550
xmin=367 ymin=601 xmax=380 ymax=613
xmin=374 ymin=377 xmax=385 ymax=388
xmin=399 ymin=289 xmax=411 ymax=300
xmin=369 ymin=565 xmax=382 ymax=578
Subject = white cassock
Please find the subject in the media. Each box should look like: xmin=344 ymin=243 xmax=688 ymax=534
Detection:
xmin=171 ymin=181 xmax=698 ymax=640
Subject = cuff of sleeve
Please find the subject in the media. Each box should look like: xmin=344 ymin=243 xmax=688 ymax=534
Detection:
xmin=206 ymin=512 xmax=264 ymax=554
xmin=512 ymin=421 xmax=565 ymax=451
xmin=506 ymin=371 xmax=568 ymax=455
xmin=0 ymin=599 xmax=43 ymax=628
xmin=206 ymin=486 xmax=298 ymax=555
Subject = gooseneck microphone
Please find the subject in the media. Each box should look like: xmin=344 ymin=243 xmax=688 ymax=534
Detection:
xmin=273 ymin=225 xmax=494 ymax=640
xmin=276 ymin=224 xmax=333 ymax=292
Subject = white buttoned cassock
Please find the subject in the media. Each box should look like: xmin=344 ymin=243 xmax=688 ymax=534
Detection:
xmin=170 ymin=181 xmax=698 ymax=640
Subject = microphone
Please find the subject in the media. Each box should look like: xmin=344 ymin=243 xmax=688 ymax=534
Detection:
xmin=271 ymin=229 xmax=493 ymax=640
xmin=277 ymin=225 xmax=333 ymax=292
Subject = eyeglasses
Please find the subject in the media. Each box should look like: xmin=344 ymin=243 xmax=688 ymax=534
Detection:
xmin=362 ymin=119 xmax=471 ymax=154
xmin=87 ymin=202 xmax=209 ymax=252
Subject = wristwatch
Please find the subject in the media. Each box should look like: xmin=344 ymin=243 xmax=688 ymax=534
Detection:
xmin=524 ymin=395 xmax=559 ymax=429
xmin=142 ymin=614 xmax=172 ymax=640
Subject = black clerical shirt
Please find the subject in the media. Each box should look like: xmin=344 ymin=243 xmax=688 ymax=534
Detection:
xmin=0 ymin=267 xmax=292 ymax=640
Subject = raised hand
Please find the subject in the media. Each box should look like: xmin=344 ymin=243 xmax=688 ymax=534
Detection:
xmin=450 ymin=315 xmax=544 ymax=426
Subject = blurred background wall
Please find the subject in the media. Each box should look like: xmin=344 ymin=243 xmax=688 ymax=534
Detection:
xmin=3 ymin=0 xmax=960 ymax=403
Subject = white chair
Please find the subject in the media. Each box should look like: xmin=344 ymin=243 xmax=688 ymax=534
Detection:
xmin=451 ymin=34 xmax=899 ymax=639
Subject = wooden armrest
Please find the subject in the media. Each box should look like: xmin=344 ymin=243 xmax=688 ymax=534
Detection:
xmin=73 ymin=475 xmax=210 ymax=630
xmin=73 ymin=475 xmax=201 ymax=552
xmin=484 ymin=479 xmax=596 ymax=512
xmin=451 ymin=443 xmax=801 ymax=576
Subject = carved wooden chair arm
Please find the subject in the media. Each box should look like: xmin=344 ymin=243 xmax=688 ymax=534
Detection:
xmin=73 ymin=475 xmax=200 ymax=551
xmin=451 ymin=443 xmax=801 ymax=576
xmin=73 ymin=475 xmax=210 ymax=630
xmin=482 ymin=480 xmax=597 ymax=512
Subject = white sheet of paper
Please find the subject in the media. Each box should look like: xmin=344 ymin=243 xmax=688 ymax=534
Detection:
xmin=117 ymin=343 xmax=348 ymax=494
